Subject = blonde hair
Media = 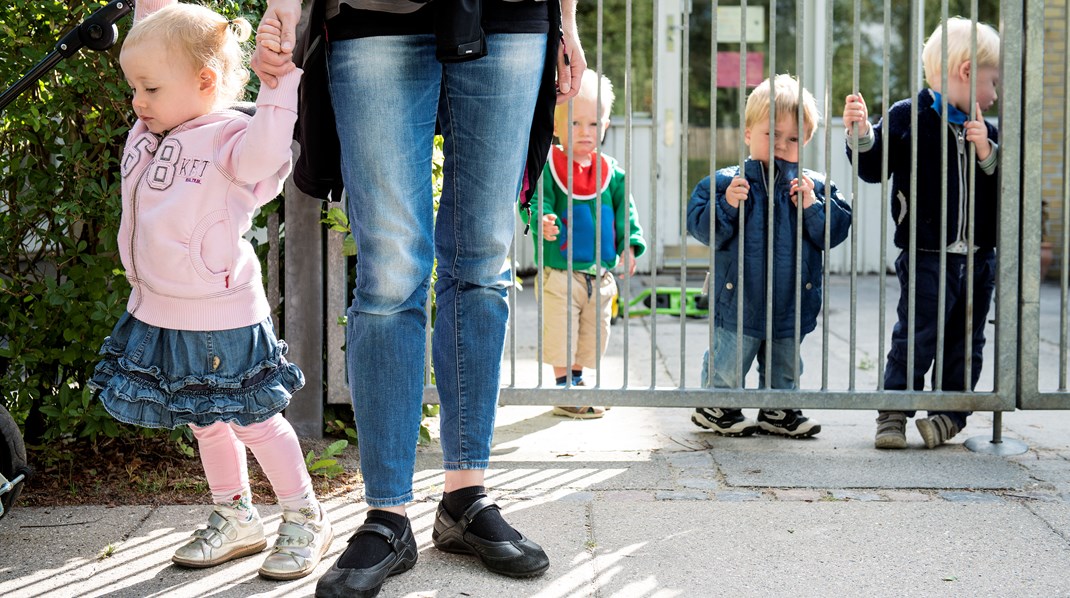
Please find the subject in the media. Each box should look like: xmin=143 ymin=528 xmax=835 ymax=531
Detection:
xmin=744 ymin=74 xmax=820 ymax=141
xmin=556 ymin=70 xmax=616 ymax=122
xmin=124 ymin=4 xmax=252 ymax=105
xmin=922 ymin=17 xmax=1000 ymax=89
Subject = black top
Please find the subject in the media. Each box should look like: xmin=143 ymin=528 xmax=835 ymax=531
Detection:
xmin=327 ymin=0 xmax=550 ymax=39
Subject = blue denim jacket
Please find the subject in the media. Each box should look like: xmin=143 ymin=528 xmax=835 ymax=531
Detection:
xmin=687 ymin=158 xmax=852 ymax=339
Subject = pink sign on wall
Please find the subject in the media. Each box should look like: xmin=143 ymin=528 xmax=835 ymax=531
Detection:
xmin=716 ymin=52 xmax=765 ymax=88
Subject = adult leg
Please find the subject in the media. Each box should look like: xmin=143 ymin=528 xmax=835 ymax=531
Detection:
xmin=329 ymin=35 xmax=440 ymax=510
xmin=430 ymin=32 xmax=551 ymax=577
xmin=316 ymin=34 xmax=435 ymax=597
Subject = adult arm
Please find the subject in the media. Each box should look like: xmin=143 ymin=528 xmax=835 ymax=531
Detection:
xmin=557 ymin=0 xmax=587 ymax=103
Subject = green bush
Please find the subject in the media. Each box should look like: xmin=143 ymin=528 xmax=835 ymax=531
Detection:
xmin=0 ymin=1 xmax=267 ymax=451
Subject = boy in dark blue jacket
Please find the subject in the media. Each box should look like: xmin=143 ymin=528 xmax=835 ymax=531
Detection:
xmin=844 ymin=17 xmax=1000 ymax=449
xmin=688 ymin=74 xmax=852 ymax=438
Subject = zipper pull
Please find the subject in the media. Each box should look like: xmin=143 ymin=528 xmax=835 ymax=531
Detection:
xmin=225 ymin=275 xmax=230 ymax=289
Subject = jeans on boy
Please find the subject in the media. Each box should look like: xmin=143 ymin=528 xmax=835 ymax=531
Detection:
xmin=883 ymin=249 xmax=997 ymax=429
xmin=701 ymin=327 xmax=804 ymax=390
xmin=328 ymin=33 xmax=546 ymax=508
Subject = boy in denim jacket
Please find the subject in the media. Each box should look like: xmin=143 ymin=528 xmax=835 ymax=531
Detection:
xmin=688 ymin=74 xmax=852 ymax=438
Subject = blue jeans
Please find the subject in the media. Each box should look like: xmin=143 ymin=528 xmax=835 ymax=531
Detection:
xmin=700 ymin=327 xmax=804 ymax=393
xmin=883 ymin=250 xmax=996 ymax=428
xmin=328 ymin=34 xmax=546 ymax=508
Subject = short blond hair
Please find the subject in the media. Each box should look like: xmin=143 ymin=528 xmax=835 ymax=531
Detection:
xmin=922 ymin=17 xmax=1000 ymax=89
xmin=124 ymin=4 xmax=252 ymax=105
xmin=556 ymin=70 xmax=616 ymax=122
xmin=744 ymin=74 xmax=820 ymax=141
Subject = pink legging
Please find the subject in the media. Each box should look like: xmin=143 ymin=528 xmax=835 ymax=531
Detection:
xmin=190 ymin=414 xmax=312 ymax=502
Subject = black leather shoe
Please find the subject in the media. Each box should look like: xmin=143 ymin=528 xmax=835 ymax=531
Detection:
xmin=431 ymin=497 xmax=549 ymax=578
xmin=314 ymin=520 xmax=417 ymax=598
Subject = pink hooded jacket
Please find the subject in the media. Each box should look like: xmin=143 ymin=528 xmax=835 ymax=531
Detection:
xmin=118 ymin=0 xmax=301 ymax=331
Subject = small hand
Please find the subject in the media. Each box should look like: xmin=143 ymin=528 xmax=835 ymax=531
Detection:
xmin=964 ymin=102 xmax=992 ymax=163
xmin=843 ymin=93 xmax=871 ymax=137
xmin=541 ymin=213 xmax=561 ymax=241
xmin=725 ymin=176 xmax=750 ymax=208
xmin=252 ymin=0 xmax=299 ymax=88
xmin=790 ymin=175 xmax=817 ymax=209
xmin=623 ymin=246 xmax=638 ymax=277
xmin=256 ymin=17 xmax=284 ymax=54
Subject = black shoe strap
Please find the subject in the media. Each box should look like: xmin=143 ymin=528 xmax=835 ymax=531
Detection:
xmin=352 ymin=521 xmax=403 ymax=552
xmin=460 ymin=496 xmax=500 ymax=532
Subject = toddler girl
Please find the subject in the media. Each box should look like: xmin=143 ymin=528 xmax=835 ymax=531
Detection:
xmin=89 ymin=1 xmax=331 ymax=580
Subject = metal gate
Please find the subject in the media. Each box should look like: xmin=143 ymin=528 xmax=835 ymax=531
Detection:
xmin=274 ymin=0 xmax=1068 ymax=448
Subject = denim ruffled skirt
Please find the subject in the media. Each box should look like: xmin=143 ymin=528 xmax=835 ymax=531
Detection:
xmin=90 ymin=312 xmax=305 ymax=429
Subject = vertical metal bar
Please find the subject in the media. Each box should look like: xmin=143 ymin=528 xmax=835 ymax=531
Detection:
xmin=850 ymin=0 xmax=861 ymax=390
xmin=537 ymin=171 xmax=545 ymax=388
xmin=708 ymin=0 xmax=718 ymax=389
xmin=509 ymin=199 xmax=517 ymax=388
xmin=736 ymin=0 xmax=747 ymax=388
xmin=623 ymin=0 xmax=633 ymax=388
xmin=1010 ymin=0 xmax=1033 ymax=403
xmin=1062 ymin=0 xmax=1070 ymax=391
xmin=963 ymin=1 xmax=979 ymax=392
xmin=650 ymin=0 xmax=660 ymax=388
xmin=935 ymin=3 xmax=949 ymax=391
xmin=566 ymin=98 xmax=575 ymax=388
xmin=764 ymin=0 xmax=776 ymax=390
xmin=793 ymin=0 xmax=803 ymax=386
xmin=821 ymin=0 xmax=833 ymax=390
xmin=594 ymin=0 xmax=604 ymax=389
xmin=877 ymin=0 xmax=891 ymax=390
xmin=680 ymin=0 xmax=690 ymax=388
xmin=906 ymin=0 xmax=921 ymax=391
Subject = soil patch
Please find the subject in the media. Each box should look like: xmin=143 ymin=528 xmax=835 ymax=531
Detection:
xmin=17 ymin=435 xmax=364 ymax=508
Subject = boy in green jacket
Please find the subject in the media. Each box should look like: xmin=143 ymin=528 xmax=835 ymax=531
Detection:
xmin=522 ymin=71 xmax=647 ymax=419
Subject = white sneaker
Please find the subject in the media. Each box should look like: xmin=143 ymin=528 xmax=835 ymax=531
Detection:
xmin=172 ymin=506 xmax=267 ymax=568
xmin=258 ymin=504 xmax=334 ymax=580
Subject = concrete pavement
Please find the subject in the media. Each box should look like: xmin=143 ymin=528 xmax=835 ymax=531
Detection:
xmin=2 ymin=275 xmax=1069 ymax=597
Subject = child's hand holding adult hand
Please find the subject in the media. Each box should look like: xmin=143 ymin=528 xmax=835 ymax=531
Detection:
xmin=541 ymin=214 xmax=561 ymax=241
xmin=790 ymin=175 xmax=817 ymax=209
xmin=256 ymin=18 xmax=285 ymax=54
xmin=843 ymin=93 xmax=871 ymax=137
xmin=965 ymin=102 xmax=992 ymax=163
xmin=725 ymin=176 xmax=750 ymax=208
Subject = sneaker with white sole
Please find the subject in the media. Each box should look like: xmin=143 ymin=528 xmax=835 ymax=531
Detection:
xmin=691 ymin=408 xmax=758 ymax=436
xmin=757 ymin=409 xmax=821 ymax=438
xmin=874 ymin=411 xmax=908 ymax=449
xmin=172 ymin=506 xmax=267 ymax=568
xmin=916 ymin=414 xmax=962 ymax=449
xmin=259 ymin=504 xmax=335 ymax=580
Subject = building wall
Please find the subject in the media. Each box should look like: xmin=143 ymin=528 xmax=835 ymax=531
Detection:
xmin=1043 ymin=0 xmax=1068 ymax=278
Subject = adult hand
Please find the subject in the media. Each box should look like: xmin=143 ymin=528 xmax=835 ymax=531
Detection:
xmin=541 ymin=214 xmax=561 ymax=241
xmin=252 ymin=0 xmax=300 ymax=88
xmin=556 ymin=23 xmax=587 ymax=103
xmin=790 ymin=175 xmax=816 ymax=209
xmin=843 ymin=93 xmax=871 ymax=137
xmin=964 ymin=102 xmax=992 ymax=163
xmin=725 ymin=176 xmax=750 ymax=209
